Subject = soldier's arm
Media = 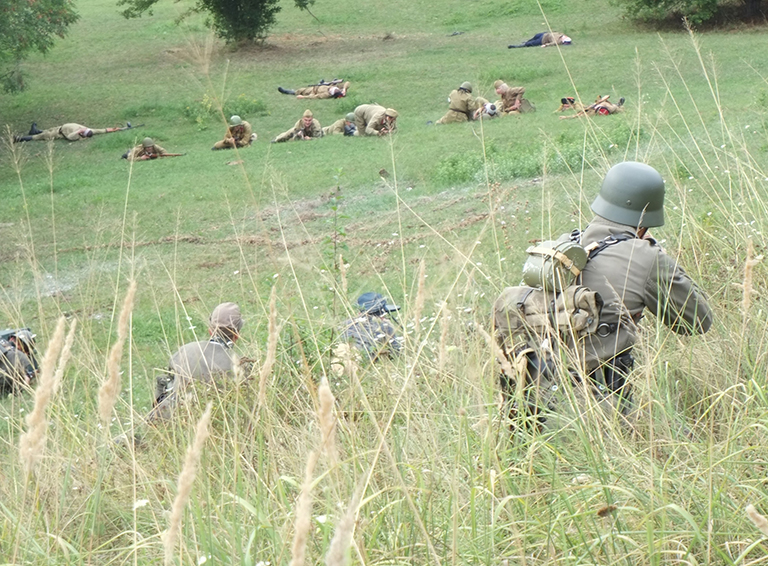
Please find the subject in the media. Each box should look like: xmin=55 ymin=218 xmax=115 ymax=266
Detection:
xmin=646 ymin=251 xmax=713 ymax=335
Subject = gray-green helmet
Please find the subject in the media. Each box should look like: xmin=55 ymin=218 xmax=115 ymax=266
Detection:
xmin=591 ymin=162 xmax=665 ymax=227
xmin=230 ymin=115 xmax=242 ymax=126
xmin=345 ymin=112 xmax=355 ymax=122
xmin=142 ymin=137 xmax=154 ymax=148
xmin=460 ymin=81 xmax=473 ymax=93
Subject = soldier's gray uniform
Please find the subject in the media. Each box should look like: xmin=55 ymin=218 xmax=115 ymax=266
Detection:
xmin=341 ymin=314 xmax=402 ymax=360
xmin=149 ymin=303 xmax=242 ymax=421
xmin=0 ymin=338 xmax=35 ymax=392
xmin=578 ymin=216 xmax=712 ymax=376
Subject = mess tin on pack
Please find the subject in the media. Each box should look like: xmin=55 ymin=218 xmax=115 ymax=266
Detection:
xmin=522 ymin=239 xmax=588 ymax=293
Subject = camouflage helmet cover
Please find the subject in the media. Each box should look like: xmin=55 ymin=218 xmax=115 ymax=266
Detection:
xmin=591 ymin=161 xmax=665 ymax=227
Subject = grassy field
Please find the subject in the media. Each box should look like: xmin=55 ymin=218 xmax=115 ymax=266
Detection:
xmin=2 ymin=0 xmax=768 ymax=564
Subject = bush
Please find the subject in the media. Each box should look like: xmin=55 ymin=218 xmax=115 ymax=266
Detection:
xmin=611 ymin=0 xmax=762 ymax=25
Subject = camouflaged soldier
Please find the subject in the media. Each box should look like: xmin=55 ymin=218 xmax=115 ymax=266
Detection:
xmin=278 ymin=81 xmax=350 ymax=99
xmin=124 ymin=137 xmax=169 ymax=161
xmin=353 ymin=104 xmax=398 ymax=136
xmin=436 ymin=82 xmax=488 ymax=124
xmin=322 ymin=113 xmax=358 ymax=136
xmin=340 ymin=293 xmax=403 ymax=360
xmin=14 ymin=122 xmax=111 ymax=142
xmin=272 ymin=109 xmax=324 ymax=143
xmin=212 ymin=115 xmax=255 ymax=150
xmin=578 ymin=162 xmax=712 ymax=409
xmin=0 ymin=329 xmax=37 ymax=393
xmin=149 ymin=303 xmax=243 ymax=421
xmin=493 ymin=80 xmax=532 ymax=114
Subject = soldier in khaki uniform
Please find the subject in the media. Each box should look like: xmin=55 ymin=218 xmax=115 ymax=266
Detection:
xmin=272 ymin=109 xmax=324 ymax=143
xmin=212 ymin=115 xmax=255 ymax=150
xmin=149 ymin=303 xmax=243 ymax=421
xmin=278 ymin=81 xmax=350 ymax=99
xmin=354 ymin=105 xmax=398 ymax=136
xmin=322 ymin=113 xmax=357 ymax=136
xmin=493 ymin=80 xmax=530 ymax=114
xmin=436 ymin=82 xmax=488 ymax=124
xmin=123 ymin=137 xmax=169 ymax=161
xmin=15 ymin=123 xmax=112 ymax=142
xmin=559 ymin=95 xmax=625 ymax=119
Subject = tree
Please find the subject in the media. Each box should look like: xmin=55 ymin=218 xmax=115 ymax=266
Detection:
xmin=0 ymin=0 xmax=79 ymax=92
xmin=118 ymin=0 xmax=316 ymax=43
xmin=612 ymin=0 xmax=763 ymax=25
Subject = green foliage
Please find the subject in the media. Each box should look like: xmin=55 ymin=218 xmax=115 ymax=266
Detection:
xmin=610 ymin=0 xmax=757 ymax=24
xmin=182 ymin=94 xmax=267 ymax=130
xmin=0 ymin=0 xmax=79 ymax=92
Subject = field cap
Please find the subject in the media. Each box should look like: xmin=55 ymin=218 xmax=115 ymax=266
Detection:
xmin=384 ymin=108 xmax=398 ymax=118
xmin=493 ymin=80 xmax=505 ymax=89
xmin=303 ymin=109 xmax=314 ymax=118
xmin=345 ymin=112 xmax=355 ymax=122
xmin=562 ymin=35 xmax=572 ymax=44
xmin=230 ymin=115 xmax=242 ymax=126
xmin=209 ymin=302 xmax=243 ymax=333
xmin=357 ymin=293 xmax=400 ymax=315
xmin=142 ymin=137 xmax=154 ymax=147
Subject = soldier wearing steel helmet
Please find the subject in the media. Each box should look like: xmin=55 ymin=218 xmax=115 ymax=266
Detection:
xmin=322 ymin=113 xmax=358 ymax=136
xmin=340 ymin=293 xmax=403 ymax=360
xmin=148 ymin=302 xmax=244 ymax=421
xmin=578 ymin=161 xmax=712 ymax=410
xmin=124 ymin=137 xmax=169 ymax=161
xmin=212 ymin=115 xmax=255 ymax=150
xmin=0 ymin=328 xmax=37 ymax=393
xmin=436 ymin=82 xmax=488 ymax=124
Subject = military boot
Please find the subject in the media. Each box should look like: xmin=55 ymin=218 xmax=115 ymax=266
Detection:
xmin=14 ymin=135 xmax=33 ymax=142
xmin=277 ymin=87 xmax=296 ymax=95
xmin=28 ymin=122 xmax=43 ymax=135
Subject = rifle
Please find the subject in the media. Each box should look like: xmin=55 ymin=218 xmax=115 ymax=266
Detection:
xmin=307 ymin=78 xmax=343 ymax=87
xmin=106 ymin=122 xmax=145 ymax=133
xmin=152 ymin=153 xmax=186 ymax=158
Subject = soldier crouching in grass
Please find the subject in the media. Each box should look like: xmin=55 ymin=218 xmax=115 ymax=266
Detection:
xmin=147 ymin=302 xmax=244 ymax=422
xmin=435 ymin=82 xmax=488 ymax=124
xmin=212 ymin=115 xmax=256 ymax=150
xmin=340 ymin=293 xmax=403 ymax=361
xmin=353 ymin=105 xmax=398 ymax=136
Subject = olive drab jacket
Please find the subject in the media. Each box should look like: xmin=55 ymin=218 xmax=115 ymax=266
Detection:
xmin=577 ymin=216 xmax=712 ymax=371
xmin=322 ymin=118 xmax=356 ymax=136
xmin=436 ymin=89 xmax=486 ymax=124
xmin=498 ymin=87 xmax=526 ymax=113
xmin=126 ymin=143 xmax=168 ymax=161
xmin=274 ymin=118 xmax=323 ymax=142
xmin=148 ymin=337 xmax=237 ymax=420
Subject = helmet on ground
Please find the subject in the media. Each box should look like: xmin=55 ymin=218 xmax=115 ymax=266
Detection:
xmin=142 ymin=137 xmax=154 ymax=147
xmin=460 ymin=81 xmax=473 ymax=92
xmin=591 ymin=161 xmax=665 ymax=227
xmin=230 ymin=115 xmax=242 ymax=126
xmin=345 ymin=112 xmax=355 ymax=122
xmin=357 ymin=293 xmax=400 ymax=316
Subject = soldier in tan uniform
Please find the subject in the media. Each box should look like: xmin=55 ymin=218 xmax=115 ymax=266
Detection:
xmin=272 ymin=109 xmax=324 ymax=143
xmin=123 ymin=137 xmax=169 ymax=161
xmin=149 ymin=303 xmax=243 ymax=421
xmin=493 ymin=80 xmax=530 ymax=114
xmin=436 ymin=82 xmax=488 ymax=124
xmin=278 ymin=81 xmax=350 ymax=99
xmin=212 ymin=115 xmax=255 ymax=150
xmin=508 ymin=31 xmax=572 ymax=48
xmin=322 ymin=113 xmax=357 ymax=136
xmin=354 ymin=105 xmax=398 ymax=136
xmin=15 ymin=122 xmax=113 ymax=142
xmin=559 ymin=95 xmax=625 ymax=119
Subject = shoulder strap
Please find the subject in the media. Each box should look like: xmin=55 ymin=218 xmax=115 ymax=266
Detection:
xmin=584 ymin=234 xmax=634 ymax=259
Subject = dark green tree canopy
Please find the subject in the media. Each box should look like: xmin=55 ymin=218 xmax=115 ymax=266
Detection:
xmin=118 ymin=0 xmax=316 ymax=43
xmin=0 ymin=0 xmax=79 ymax=91
xmin=612 ymin=0 xmax=763 ymax=25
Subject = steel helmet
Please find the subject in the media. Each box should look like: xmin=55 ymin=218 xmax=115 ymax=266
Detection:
xmin=591 ymin=162 xmax=665 ymax=227
xmin=460 ymin=81 xmax=473 ymax=92
xmin=142 ymin=137 xmax=154 ymax=147
xmin=357 ymin=293 xmax=399 ymax=316
xmin=230 ymin=115 xmax=243 ymax=126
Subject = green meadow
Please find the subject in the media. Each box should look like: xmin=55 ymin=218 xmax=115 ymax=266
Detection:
xmin=2 ymin=0 xmax=768 ymax=563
